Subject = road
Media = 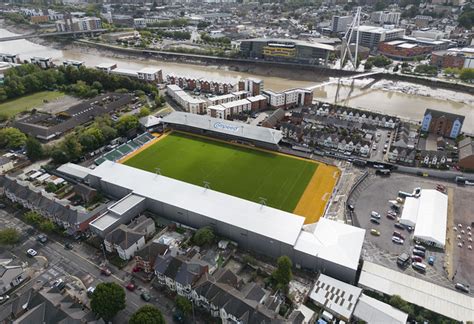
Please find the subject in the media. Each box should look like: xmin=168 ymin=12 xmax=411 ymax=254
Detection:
xmin=0 ymin=208 xmax=175 ymax=323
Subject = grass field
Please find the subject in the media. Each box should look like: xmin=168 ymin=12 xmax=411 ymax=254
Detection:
xmin=124 ymin=132 xmax=318 ymax=213
xmin=0 ymin=91 xmax=65 ymax=117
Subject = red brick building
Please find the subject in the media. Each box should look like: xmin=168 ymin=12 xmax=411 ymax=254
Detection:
xmin=431 ymin=50 xmax=466 ymax=69
xmin=378 ymin=40 xmax=433 ymax=60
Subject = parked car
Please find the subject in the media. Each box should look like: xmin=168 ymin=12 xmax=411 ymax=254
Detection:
xmin=413 ymin=249 xmax=426 ymax=258
xmin=141 ymin=292 xmax=151 ymax=302
xmin=347 ymin=204 xmax=355 ymax=211
xmin=397 ymin=253 xmax=410 ymax=267
xmin=411 ymin=256 xmax=423 ymax=263
xmin=392 ymin=231 xmax=405 ymax=240
xmin=428 ymin=256 xmax=435 ymax=265
xmin=87 ymin=286 xmax=95 ymax=297
xmin=26 ymin=249 xmax=37 ymax=257
xmin=37 ymin=234 xmax=48 ymax=244
xmin=455 ymin=283 xmax=470 ymax=293
xmin=64 ymin=243 xmax=73 ymax=250
xmin=0 ymin=295 xmax=10 ymax=304
xmin=126 ymin=283 xmax=136 ymax=291
xmin=0 ymin=203 xmax=6 ymax=209
xmin=371 ymin=211 xmax=381 ymax=219
xmin=414 ymin=244 xmax=426 ymax=252
xmin=100 ymin=267 xmax=111 ymax=276
xmin=386 ymin=214 xmax=396 ymax=220
xmin=370 ymin=218 xmax=380 ymax=225
xmin=370 ymin=229 xmax=381 ymax=236
xmin=394 ymin=223 xmax=405 ymax=230
xmin=405 ymin=225 xmax=414 ymax=232
xmin=412 ymin=262 xmax=427 ymax=272
xmin=392 ymin=236 xmax=404 ymax=244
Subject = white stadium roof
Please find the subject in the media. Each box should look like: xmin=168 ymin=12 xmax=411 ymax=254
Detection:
xmin=400 ymin=196 xmax=419 ymax=227
xmin=294 ymin=220 xmax=365 ymax=273
xmin=353 ymin=294 xmax=408 ymax=324
xmin=161 ymin=112 xmax=283 ymax=145
xmin=359 ymin=261 xmax=474 ymax=322
xmin=89 ymin=161 xmax=305 ymax=246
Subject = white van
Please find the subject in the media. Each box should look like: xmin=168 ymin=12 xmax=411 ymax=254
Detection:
xmin=371 ymin=211 xmax=381 ymax=219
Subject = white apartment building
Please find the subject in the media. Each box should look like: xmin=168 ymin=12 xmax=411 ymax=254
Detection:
xmin=331 ymin=15 xmax=352 ymax=33
xmin=207 ymin=99 xmax=252 ymax=119
xmin=167 ymin=84 xmax=207 ymax=115
xmin=351 ymin=25 xmax=405 ymax=50
xmin=371 ymin=11 xmax=401 ymax=26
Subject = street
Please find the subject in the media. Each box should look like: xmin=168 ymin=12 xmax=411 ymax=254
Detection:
xmin=0 ymin=208 xmax=175 ymax=323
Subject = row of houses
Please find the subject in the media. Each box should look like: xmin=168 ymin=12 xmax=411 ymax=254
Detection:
xmin=153 ymin=250 xmax=288 ymax=323
xmin=0 ymin=175 xmax=105 ymax=235
xmin=95 ymin=63 xmax=163 ymax=83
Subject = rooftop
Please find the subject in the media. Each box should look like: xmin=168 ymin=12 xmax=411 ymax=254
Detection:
xmin=240 ymin=37 xmax=335 ymax=51
xmin=56 ymin=163 xmax=93 ymax=180
xmin=162 ymin=111 xmax=283 ymax=145
xmin=89 ymin=161 xmax=305 ymax=246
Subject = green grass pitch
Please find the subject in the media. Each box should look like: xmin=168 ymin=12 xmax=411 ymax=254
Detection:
xmin=124 ymin=132 xmax=318 ymax=212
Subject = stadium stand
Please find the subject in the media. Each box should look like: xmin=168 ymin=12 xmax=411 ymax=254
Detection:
xmin=94 ymin=132 xmax=156 ymax=165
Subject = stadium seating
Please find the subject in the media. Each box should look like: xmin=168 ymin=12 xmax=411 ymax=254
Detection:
xmin=94 ymin=132 xmax=155 ymax=165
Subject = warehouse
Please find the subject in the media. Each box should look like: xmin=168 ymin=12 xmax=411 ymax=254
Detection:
xmin=400 ymin=189 xmax=448 ymax=248
xmin=161 ymin=111 xmax=283 ymax=150
xmin=85 ymin=161 xmax=365 ymax=283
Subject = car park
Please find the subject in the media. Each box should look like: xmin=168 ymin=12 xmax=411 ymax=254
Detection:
xmin=392 ymin=236 xmax=404 ymax=244
xmin=370 ymin=218 xmax=380 ymax=225
xmin=37 ymin=234 xmax=48 ymax=244
xmin=412 ymin=262 xmax=427 ymax=272
xmin=26 ymin=249 xmax=37 ymax=257
xmin=370 ymin=229 xmax=381 ymax=236
xmin=455 ymin=283 xmax=470 ymax=293
xmin=413 ymin=249 xmax=426 ymax=258
xmin=411 ymin=256 xmax=423 ymax=263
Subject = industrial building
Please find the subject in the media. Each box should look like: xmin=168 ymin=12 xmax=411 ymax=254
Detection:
xmin=84 ymin=160 xmax=365 ymax=283
xmin=239 ymin=38 xmax=335 ymax=66
xmin=400 ymin=189 xmax=448 ymax=248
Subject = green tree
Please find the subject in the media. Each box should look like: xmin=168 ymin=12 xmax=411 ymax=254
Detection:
xmin=45 ymin=182 xmax=58 ymax=193
xmin=24 ymin=211 xmax=43 ymax=225
xmin=25 ymin=136 xmax=44 ymax=161
xmin=364 ymin=61 xmax=373 ymax=71
xmin=116 ymin=115 xmax=139 ymax=136
xmin=458 ymin=6 xmax=474 ymax=29
xmin=91 ymin=282 xmax=126 ymax=321
xmin=62 ymin=134 xmax=83 ymax=161
xmin=39 ymin=220 xmax=56 ymax=233
xmin=0 ymin=228 xmax=20 ymax=245
xmin=460 ymin=68 xmax=474 ymax=82
xmin=272 ymin=256 xmax=293 ymax=290
xmin=129 ymin=305 xmax=165 ymax=324
xmin=193 ymin=227 xmax=215 ymax=246
xmin=175 ymin=295 xmax=192 ymax=317
xmin=0 ymin=127 xmax=27 ymax=149
xmin=138 ymin=106 xmax=151 ymax=117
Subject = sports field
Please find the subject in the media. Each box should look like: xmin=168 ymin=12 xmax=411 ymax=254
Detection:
xmin=123 ymin=132 xmax=318 ymax=213
xmin=0 ymin=91 xmax=65 ymax=117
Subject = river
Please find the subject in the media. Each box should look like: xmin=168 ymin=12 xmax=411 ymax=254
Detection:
xmin=0 ymin=28 xmax=472 ymax=133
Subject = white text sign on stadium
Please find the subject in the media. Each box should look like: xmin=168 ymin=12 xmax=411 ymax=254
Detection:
xmin=213 ymin=122 xmax=240 ymax=133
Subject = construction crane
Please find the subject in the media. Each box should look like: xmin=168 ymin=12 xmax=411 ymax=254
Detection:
xmin=339 ymin=6 xmax=361 ymax=71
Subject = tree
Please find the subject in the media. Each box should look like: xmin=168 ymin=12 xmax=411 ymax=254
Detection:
xmin=193 ymin=227 xmax=215 ymax=246
xmin=24 ymin=211 xmax=43 ymax=225
xmin=0 ymin=127 xmax=27 ymax=149
xmin=130 ymin=305 xmax=165 ymax=324
xmin=39 ymin=220 xmax=56 ymax=233
xmin=460 ymin=68 xmax=474 ymax=83
xmin=91 ymin=282 xmax=126 ymax=321
xmin=364 ymin=61 xmax=373 ymax=71
xmin=272 ymin=256 xmax=293 ymax=290
xmin=0 ymin=228 xmax=20 ymax=245
xmin=138 ymin=106 xmax=151 ymax=118
xmin=62 ymin=134 xmax=83 ymax=162
xmin=25 ymin=136 xmax=43 ymax=161
xmin=175 ymin=296 xmax=192 ymax=317
xmin=116 ymin=115 xmax=139 ymax=136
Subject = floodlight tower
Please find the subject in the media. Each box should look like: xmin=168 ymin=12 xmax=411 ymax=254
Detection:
xmin=340 ymin=6 xmax=362 ymax=71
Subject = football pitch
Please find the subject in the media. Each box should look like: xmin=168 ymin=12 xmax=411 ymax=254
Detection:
xmin=123 ymin=132 xmax=318 ymax=213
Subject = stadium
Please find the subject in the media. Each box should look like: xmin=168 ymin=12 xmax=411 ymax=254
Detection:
xmin=120 ymin=112 xmax=339 ymax=223
xmin=65 ymin=111 xmax=364 ymax=283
